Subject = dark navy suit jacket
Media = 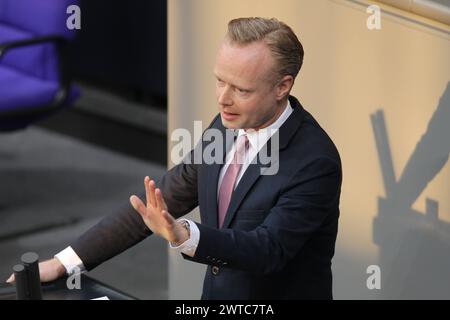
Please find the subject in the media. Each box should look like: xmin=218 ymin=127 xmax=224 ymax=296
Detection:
xmin=71 ymin=96 xmax=342 ymax=299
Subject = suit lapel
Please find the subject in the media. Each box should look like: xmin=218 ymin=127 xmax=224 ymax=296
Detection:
xmin=221 ymin=154 xmax=265 ymax=228
xmin=205 ymin=163 xmax=221 ymax=228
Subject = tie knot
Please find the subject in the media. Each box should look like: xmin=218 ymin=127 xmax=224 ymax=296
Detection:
xmin=236 ymin=134 xmax=249 ymax=153
xmin=233 ymin=134 xmax=248 ymax=164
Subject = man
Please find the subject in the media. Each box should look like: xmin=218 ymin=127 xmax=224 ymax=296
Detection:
xmin=7 ymin=17 xmax=342 ymax=299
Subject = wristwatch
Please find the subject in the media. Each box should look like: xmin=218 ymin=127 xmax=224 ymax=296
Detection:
xmin=180 ymin=220 xmax=191 ymax=238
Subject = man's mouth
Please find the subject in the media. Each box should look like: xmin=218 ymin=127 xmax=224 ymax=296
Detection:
xmin=222 ymin=111 xmax=240 ymax=120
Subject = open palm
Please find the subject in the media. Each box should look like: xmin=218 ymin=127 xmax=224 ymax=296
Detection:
xmin=129 ymin=176 xmax=184 ymax=243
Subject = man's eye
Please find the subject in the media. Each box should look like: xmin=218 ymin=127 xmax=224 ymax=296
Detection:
xmin=216 ymin=80 xmax=225 ymax=86
xmin=237 ymin=88 xmax=249 ymax=94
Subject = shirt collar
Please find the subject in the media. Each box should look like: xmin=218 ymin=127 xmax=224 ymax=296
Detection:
xmin=236 ymin=100 xmax=293 ymax=151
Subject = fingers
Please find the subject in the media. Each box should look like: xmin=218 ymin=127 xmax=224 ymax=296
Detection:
xmin=155 ymin=188 xmax=168 ymax=211
xmin=6 ymin=274 xmax=14 ymax=284
xmin=129 ymin=195 xmax=146 ymax=216
xmin=144 ymin=176 xmax=157 ymax=208
xmin=144 ymin=176 xmax=151 ymax=207
xmin=149 ymin=180 xmax=157 ymax=207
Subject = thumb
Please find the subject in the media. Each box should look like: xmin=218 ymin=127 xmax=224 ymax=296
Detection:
xmin=130 ymin=195 xmax=146 ymax=216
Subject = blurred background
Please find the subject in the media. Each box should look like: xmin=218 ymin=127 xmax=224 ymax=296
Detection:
xmin=0 ymin=0 xmax=168 ymax=299
xmin=0 ymin=0 xmax=449 ymax=300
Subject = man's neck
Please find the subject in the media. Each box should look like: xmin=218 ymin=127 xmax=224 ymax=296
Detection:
xmin=244 ymin=98 xmax=289 ymax=132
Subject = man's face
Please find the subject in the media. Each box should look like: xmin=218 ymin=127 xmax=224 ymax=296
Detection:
xmin=214 ymin=40 xmax=285 ymax=130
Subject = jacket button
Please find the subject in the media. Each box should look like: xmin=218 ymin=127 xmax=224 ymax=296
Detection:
xmin=211 ymin=266 xmax=220 ymax=275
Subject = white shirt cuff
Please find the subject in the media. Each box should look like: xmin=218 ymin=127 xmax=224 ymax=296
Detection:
xmin=169 ymin=219 xmax=200 ymax=257
xmin=54 ymin=246 xmax=86 ymax=276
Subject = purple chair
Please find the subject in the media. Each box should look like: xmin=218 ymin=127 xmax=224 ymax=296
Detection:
xmin=0 ymin=0 xmax=80 ymax=131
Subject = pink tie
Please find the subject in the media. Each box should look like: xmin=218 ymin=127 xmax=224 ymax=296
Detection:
xmin=218 ymin=134 xmax=249 ymax=228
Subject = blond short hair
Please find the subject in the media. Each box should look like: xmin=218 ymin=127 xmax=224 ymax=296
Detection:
xmin=226 ymin=17 xmax=304 ymax=81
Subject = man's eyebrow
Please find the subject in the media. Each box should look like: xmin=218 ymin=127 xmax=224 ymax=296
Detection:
xmin=213 ymin=72 xmax=252 ymax=91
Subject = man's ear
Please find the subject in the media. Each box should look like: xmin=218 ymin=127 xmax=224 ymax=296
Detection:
xmin=276 ymin=75 xmax=294 ymax=101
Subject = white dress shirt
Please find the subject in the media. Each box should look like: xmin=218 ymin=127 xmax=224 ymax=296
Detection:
xmin=170 ymin=100 xmax=292 ymax=256
xmin=55 ymin=101 xmax=293 ymax=274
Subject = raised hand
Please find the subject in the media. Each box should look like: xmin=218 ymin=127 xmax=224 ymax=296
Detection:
xmin=129 ymin=176 xmax=188 ymax=245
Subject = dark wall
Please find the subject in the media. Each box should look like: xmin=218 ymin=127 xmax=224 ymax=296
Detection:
xmin=69 ymin=0 xmax=167 ymax=105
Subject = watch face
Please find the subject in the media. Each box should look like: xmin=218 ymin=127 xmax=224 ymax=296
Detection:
xmin=184 ymin=222 xmax=191 ymax=236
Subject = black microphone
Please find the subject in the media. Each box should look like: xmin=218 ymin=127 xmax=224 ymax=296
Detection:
xmin=13 ymin=252 xmax=43 ymax=300
xmin=12 ymin=264 xmax=28 ymax=300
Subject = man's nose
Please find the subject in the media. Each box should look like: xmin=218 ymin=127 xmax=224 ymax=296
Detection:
xmin=217 ymin=86 xmax=233 ymax=106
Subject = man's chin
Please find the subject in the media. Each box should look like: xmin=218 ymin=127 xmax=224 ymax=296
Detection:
xmin=220 ymin=117 xmax=240 ymax=129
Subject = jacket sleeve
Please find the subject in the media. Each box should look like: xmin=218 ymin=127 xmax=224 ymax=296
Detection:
xmin=183 ymin=156 xmax=342 ymax=275
xmin=69 ymin=113 xmax=221 ymax=270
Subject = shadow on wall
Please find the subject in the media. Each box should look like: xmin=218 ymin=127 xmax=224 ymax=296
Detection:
xmin=371 ymin=81 xmax=450 ymax=299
